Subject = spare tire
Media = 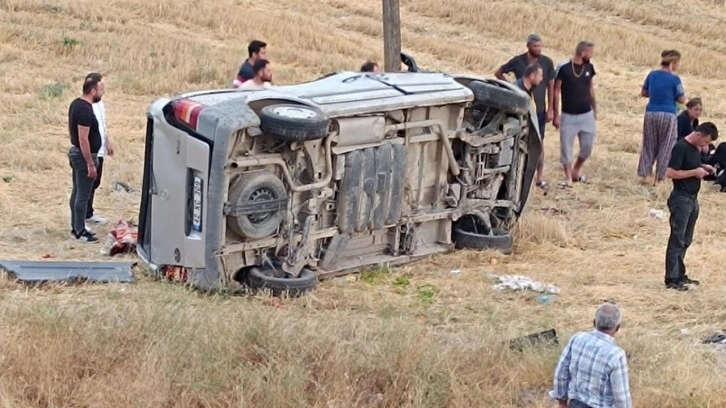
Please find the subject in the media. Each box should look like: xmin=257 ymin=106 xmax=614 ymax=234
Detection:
xmin=259 ymin=103 xmax=330 ymax=141
xmin=227 ymin=171 xmax=287 ymax=240
xmin=452 ymin=216 xmax=513 ymax=254
xmin=468 ymin=80 xmax=530 ymax=117
xmin=245 ymin=265 xmax=317 ymax=297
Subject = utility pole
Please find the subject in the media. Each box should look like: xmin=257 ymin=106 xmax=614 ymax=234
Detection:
xmin=382 ymin=0 xmax=401 ymax=72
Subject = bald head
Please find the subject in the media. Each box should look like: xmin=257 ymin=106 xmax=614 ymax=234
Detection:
xmin=594 ymin=303 xmax=622 ymax=332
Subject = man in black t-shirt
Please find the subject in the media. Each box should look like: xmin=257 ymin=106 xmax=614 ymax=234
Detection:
xmin=553 ymin=41 xmax=597 ymax=188
xmin=496 ymin=33 xmax=556 ymax=189
xmin=664 ymin=122 xmax=719 ymax=291
xmin=68 ymin=74 xmax=105 ymax=243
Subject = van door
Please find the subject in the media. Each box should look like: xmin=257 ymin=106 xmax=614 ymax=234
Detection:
xmin=137 ymin=103 xmax=211 ymax=269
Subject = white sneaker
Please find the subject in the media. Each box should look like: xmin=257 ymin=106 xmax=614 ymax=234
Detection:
xmin=86 ymin=215 xmax=108 ymax=225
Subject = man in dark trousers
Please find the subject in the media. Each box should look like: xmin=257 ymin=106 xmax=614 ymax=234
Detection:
xmin=495 ymin=33 xmax=556 ymax=189
xmin=664 ymin=122 xmax=719 ymax=291
xmin=68 ymin=74 xmax=105 ymax=243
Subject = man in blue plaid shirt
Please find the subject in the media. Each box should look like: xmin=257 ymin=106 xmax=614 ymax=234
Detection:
xmin=550 ymin=303 xmax=632 ymax=408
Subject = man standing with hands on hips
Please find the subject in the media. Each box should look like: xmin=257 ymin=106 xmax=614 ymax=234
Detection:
xmin=67 ymin=73 xmax=104 ymax=243
xmin=664 ymin=122 xmax=719 ymax=291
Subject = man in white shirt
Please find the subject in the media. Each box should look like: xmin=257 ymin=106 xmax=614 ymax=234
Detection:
xmin=85 ymin=73 xmax=113 ymax=228
xmin=236 ymin=59 xmax=273 ymax=91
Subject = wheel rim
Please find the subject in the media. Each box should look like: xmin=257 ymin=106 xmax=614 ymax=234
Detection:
xmin=247 ymin=187 xmax=277 ymax=224
xmin=272 ymin=106 xmax=317 ymax=119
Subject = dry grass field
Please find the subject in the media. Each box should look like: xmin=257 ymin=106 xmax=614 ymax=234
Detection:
xmin=2 ymin=0 xmax=726 ymax=406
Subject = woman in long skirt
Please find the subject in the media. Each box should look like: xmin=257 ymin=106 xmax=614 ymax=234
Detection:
xmin=637 ymin=50 xmax=687 ymax=186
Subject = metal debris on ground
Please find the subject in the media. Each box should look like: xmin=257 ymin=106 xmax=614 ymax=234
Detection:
xmin=702 ymin=332 xmax=726 ymax=345
xmin=490 ymin=274 xmax=560 ymax=294
xmin=0 ymin=260 xmax=136 ymax=284
xmin=509 ymin=328 xmax=559 ymax=352
xmin=112 ymin=181 xmax=135 ymax=193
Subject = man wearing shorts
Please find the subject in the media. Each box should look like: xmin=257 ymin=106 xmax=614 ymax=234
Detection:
xmin=553 ymin=41 xmax=597 ymax=188
xmin=496 ymin=33 xmax=556 ymax=189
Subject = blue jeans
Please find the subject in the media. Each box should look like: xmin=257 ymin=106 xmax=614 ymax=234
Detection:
xmin=664 ymin=189 xmax=699 ymax=284
xmin=68 ymin=146 xmax=98 ymax=234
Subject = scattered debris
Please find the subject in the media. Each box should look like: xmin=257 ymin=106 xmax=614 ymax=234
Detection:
xmin=112 ymin=181 xmax=135 ymax=193
xmin=535 ymin=294 xmax=556 ymax=304
xmin=101 ymin=220 xmax=138 ymax=256
xmin=539 ymin=207 xmax=567 ymax=215
xmin=450 ymin=268 xmax=461 ymax=274
xmin=703 ymin=332 xmax=726 ymax=345
xmin=2 ymin=176 xmax=13 ymax=183
xmin=680 ymin=328 xmax=690 ymax=336
xmin=0 ymin=260 xmax=136 ymax=285
xmin=491 ymin=274 xmax=560 ymax=294
xmin=509 ymin=328 xmax=559 ymax=352
xmin=648 ymin=208 xmax=664 ymax=221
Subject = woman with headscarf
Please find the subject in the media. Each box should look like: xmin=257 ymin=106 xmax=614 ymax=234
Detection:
xmin=677 ymin=97 xmax=702 ymax=140
xmin=637 ymin=50 xmax=687 ymax=186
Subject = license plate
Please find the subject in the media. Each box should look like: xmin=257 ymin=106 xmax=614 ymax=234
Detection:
xmin=192 ymin=176 xmax=203 ymax=232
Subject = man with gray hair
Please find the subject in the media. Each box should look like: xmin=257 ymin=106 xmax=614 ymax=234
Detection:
xmin=495 ymin=33 xmax=556 ymax=190
xmin=549 ymin=303 xmax=632 ymax=408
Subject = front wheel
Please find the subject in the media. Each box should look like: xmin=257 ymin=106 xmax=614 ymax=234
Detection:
xmin=244 ymin=264 xmax=318 ymax=297
xmin=452 ymin=216 xmax=513 ymax=255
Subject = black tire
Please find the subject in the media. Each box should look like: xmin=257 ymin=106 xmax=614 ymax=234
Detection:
xmin=259 ymin=103 xmax=330 ymax=142
xmin=245 ymin=265 xmax=317 ymax=297
xmin=468 ymin=80 xmax=530 ymax=116
xmin=453 ymin=217 xmax=513 ymax=254
xmin=227 ymin=171 xmax=287 ymax=240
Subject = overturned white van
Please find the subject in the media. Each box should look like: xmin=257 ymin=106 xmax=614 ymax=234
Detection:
xmin=136 ymin=60 xmax=541 ymax=295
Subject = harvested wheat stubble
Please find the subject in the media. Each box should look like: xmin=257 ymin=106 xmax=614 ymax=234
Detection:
xmin=2 ymin=0 xmax=726 ymax=406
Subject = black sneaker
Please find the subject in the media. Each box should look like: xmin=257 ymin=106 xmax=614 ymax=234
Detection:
xmin=682 ymin=276 xmax=700 ymax=286
xmin=666 ymin=281 xmax=689 ymax=291
xmin=73 ymin=229 xmax=99 ymax=243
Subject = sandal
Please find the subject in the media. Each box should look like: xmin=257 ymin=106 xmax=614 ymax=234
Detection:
xmin=574 ymin=175 xmax=590 ymax=184
xmin=557 ymin=181 xmax=573 ymax=189
xmin=536 ymin=180 xmax=549 ymax=189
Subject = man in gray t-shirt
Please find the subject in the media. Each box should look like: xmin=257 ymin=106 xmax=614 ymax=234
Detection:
xmin=495 ymin=33 xmax=556 ymax=189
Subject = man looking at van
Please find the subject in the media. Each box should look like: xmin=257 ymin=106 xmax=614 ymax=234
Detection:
xmin=237 ymin=59 xmax=273 ymax=90
xmin=85 ymin=72 xmax=112 ymax=229
xmin=68 ymin=74 xmax=104 ymax=243
xmin=233 ymin=40 xmax=267 ymax=88
xmin=516 ymin=63 xmax=543 ymax=109
xmin=495 ymin=34 xmax=556 ymax=189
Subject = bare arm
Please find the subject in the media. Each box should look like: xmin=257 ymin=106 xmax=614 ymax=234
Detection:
xmin=77 ymin=125 xmax=94 ymax=166
xmin=494 ymin=67 xmax=506 ymax=81
xmin=547 ymin=79 xmax=554 ymax=113
xmin=590 ymin=79 xmax=597 ymax=117
xmin=553 ymin=79 xmax=562 ymax=119
xmin=641 ymin=89 xmax=649 ymax=98
xmin=666 ymin=168 xmax=699 ymax=180
xmin=676 ymin=95 xmax=687 ymax=104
